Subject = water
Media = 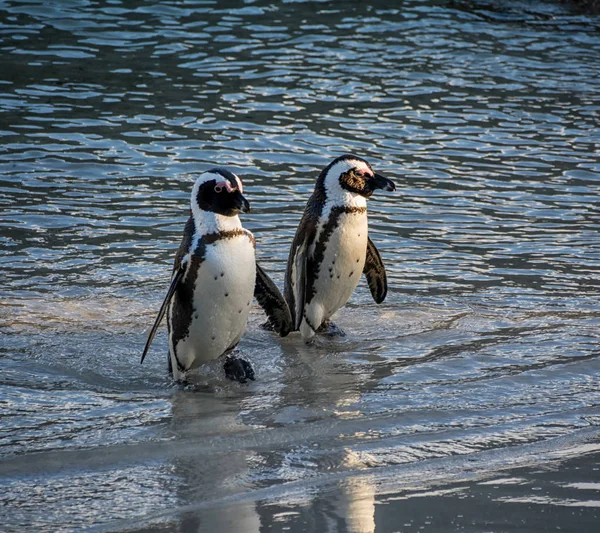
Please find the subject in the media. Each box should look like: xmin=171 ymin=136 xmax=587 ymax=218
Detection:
xmin=1 ymin=0 xmax=600 ymax=531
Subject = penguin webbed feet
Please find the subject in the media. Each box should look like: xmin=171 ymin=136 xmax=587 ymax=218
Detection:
xmin=318 ymin=320 xmax=346 ymax=338
xmin=224 ymin=356 xmax=255 ymax=384
xmin=259 ymin=319 xmax=277 ymax=332
xmin=259 ymin=318 xmax=291 ymax=337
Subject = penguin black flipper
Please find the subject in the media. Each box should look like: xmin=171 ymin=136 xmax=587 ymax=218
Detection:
xmin=141 ymin=216 xmax=195 ymax=365
xmin=140 ymin=264 xmax=185 ymax=364
xmin=254 ymin=262 xmax=293 ymax=337
xmin=363 ymin=237 xmax=388 ymax=304
xmin=293 ymin=238 xmax=308 ymax=331
xmin=284 ymin=194 xmax=322 ymax=331
xmin=286 ymin=230 xmax=314 ymax=331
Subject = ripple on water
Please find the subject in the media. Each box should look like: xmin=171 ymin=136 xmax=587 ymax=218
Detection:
xmin=1 ymin=0 xmax=600 ymax=531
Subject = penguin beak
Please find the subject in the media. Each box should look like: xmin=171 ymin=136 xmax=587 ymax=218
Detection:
xmin=235 ymin=193 xmax=251 ymax=214
xmin=373 ymin=173 xmax=396 ymax=192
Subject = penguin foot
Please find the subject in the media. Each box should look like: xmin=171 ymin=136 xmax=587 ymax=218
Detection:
xmin=259 ymin=320 xmax=276 ymax=332
xmin=318 ymin=320 xmax=346 ymax=337
xmin=260 ymin=319 xmax=291 ymax=338
xmin=224 ymin=357 xmax=255 ymax=384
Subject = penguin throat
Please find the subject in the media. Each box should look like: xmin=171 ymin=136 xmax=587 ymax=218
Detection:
xmin=191 ymin=207 xmax=242 ymax=235
xmin=324 ymin=186 xmax=367 ymax=211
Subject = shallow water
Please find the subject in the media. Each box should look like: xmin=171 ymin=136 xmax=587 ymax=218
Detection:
xmin=1 ymin=0 xmax=600 ymax=531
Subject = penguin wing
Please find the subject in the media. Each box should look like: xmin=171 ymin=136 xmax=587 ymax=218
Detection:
xmin=285 ymin=218 xmax=315 ymax=331
xmin=363 ymin=237 xmax=388 ymax=304
xmin=140 ymin=264 xmax=185 ymax=364
xmin=141 ymin=216 xmax=195 ymax=364
xmin=292 ymin=238 xmax=308 ymax=331
xmin=284 ymin=194 xmax=321 ymax=330
xmin=254 ymin=263 xmax=293 ymax=337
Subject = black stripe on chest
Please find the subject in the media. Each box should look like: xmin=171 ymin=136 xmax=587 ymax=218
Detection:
xmin=169 ymin=228 xmax=255 ymax=371
xmin=186 ymin=228 xmax=255 ymax=287
xmin=305 ymin=206 xmax=366 ymax=305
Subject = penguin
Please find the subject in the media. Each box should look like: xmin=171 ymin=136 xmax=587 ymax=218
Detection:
xmin=284 ymin=154 xmax=396 ymax=342
xmin=141 ymin=168 xmax=291 ymax=383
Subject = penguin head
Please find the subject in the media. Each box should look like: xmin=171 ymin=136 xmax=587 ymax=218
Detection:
xmin=191 ymin=168 xmax=250 ymax=217
xmin=320 ymin=154 xmax=395 ymax=199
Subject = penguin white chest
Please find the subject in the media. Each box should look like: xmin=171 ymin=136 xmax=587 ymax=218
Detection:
xmin=314 ymin=211 xmax=368 ymax=319
xmin=172 ymin=235 xmax=256 ymax=372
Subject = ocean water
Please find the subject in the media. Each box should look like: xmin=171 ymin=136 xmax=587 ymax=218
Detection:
xmin=1 ymin=1 xmax=599 ymax=531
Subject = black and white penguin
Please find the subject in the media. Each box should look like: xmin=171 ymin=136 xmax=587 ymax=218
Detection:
xmin=141 ymin=168 xmax=291 ymax=383
xmin=284 ymin=155 xmax=395 ymax=342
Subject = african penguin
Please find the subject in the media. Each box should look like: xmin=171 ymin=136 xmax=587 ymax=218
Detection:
xmin=141 ymin=168 xmax=291 ymax=383
xmin=284 ymin=154 xmax=395 ymax=342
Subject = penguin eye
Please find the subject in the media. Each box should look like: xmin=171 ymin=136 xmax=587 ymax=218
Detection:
xmin=214 ymin=180 xmax=236 ymax=193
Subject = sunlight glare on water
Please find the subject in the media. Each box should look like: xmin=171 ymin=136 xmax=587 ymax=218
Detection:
xmin=1 ymin=0 xmax=599 ymax=531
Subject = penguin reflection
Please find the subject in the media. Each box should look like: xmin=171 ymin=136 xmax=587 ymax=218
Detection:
xmin=160 ymin=331 xmax=381 ymax=533
xmin=166 ymin=389 xmax=262 ymax=533
xmin=249 ymin=337 xmax=379 ymax=533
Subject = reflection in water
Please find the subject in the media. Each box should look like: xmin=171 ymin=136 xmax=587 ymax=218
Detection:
xmin=336 ymin=477 xmax=376 ymax=533
xmin=168 ymin=391 xmax=262 ymax=533
xmin=1 ymin=0 xmax=600 ymax=531
xmin=162 ymin=355 xmax=381 ymax=533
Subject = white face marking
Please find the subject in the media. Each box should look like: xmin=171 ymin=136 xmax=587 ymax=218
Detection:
xmin=190 ymin=170 xmax=244 ymax=236
xmin=322 ymin=159 xmax=372 ymax=208
xmin=315 ymin=159 xmax=370 ymax=244
xmin=191 ymin=170 xmax=226 ymax=194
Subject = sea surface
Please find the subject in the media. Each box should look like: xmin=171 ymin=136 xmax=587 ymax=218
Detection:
xmin=1 ymin=1 xmax=599 ymax=531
